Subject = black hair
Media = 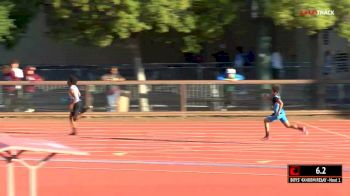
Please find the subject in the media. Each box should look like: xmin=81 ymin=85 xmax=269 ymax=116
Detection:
xmin=67 ymin=75 xmax=78 ymax=85
xmin=11 ymin=59 xmax=19 ymax=64
xmin=236 ymin=46 xmax=243 ymax=53
xmin=272 ymin=85 xmax=280 ymax=93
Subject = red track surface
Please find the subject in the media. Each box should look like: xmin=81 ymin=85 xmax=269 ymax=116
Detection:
xmin=0 ymin=118 xmax=349 ymax=196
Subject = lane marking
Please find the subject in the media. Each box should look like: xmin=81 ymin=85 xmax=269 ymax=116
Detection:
xmin=2 ymin=157 xmax=349 ymax=173
xmin=113 ymin=152 xmax=128 ymax=156
xmin=0 ymin=165 xmax=289 ymax=176
xmin=301 ymin=122 xmax=350 ymax=139
xmin=256 ymin=160 xmax=273 ymax=164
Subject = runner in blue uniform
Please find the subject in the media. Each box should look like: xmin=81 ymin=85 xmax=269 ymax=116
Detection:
xmin=262 ymin=85 xmax=308 ymax=140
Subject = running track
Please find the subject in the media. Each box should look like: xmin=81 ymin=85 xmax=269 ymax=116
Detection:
xmin=0 ymin=118 xmax=349 ymax=196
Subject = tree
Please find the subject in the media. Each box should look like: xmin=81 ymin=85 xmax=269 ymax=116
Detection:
xmin=46 ymin=0 xmax=240 ymax=111
xmin=264 ymin=0 xmax=349 ymax=80
xmin=255 ymin=0 xmax=338 ymax=80
xmin=265 ymin=0 xmax=349 ymax=41
xmin=265 ymin=0 xmax=337 ymax=31
xmin=333 ymin=0 xmax=350 ymax=42
xmin=0 ymin=1 xmax=15 ymax=43
xmin=181 ymin=0 xmax=240 ymax=53
xmin=254 ymin=0 xmax=350 ymax=108
xmin=0 ymin=0 xmax=41 ymax=48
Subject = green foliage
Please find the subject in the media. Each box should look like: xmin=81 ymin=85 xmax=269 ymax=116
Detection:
xmin=48 ymin=0 xmax=348 ymax=53
xmin=48 ymin=0 xmax=144 ymax=46
xmin=6 ymin=0 xmax=42 ymax=48
xmin=48 ymin=0 xmax=192 ymax=47
xmin=0 ymin=1 xmax=15 ymax=42
xmin=0 ymin=0 xmax=41 ymax=48
xmin=264 ymin=0 xmax=350 ymax=42
xmin=47 ymin=0 xmax=241 ymax=53
xmin=182 ymin=0 xmax=241 ymax=53
xmin=333 ymin=0 xmax=350 ymax=42
xmin=265 ymin=0 xmax=337 ymax=33
xmin=1 ymin=0 xmax=348 ymax=52
xmin=338 ymin=21 xmax=350 ymax=42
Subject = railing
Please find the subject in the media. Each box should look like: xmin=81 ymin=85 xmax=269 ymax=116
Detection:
xmin=0 ymin=80 xmax=349 ymax=112
xmin=1 ymin=62 xmax=314 ymax=80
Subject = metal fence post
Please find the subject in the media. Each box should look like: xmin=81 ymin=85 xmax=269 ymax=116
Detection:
xmin=84 ymin=85 xmax=93 ymax=108
xmin=316 ymin=80 xmax=326 ymax=109
xmin=180 ymin=84 xmax=187 ymax=111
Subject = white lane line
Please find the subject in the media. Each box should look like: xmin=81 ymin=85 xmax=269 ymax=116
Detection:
xmin=0 ymin=165 xmax=287 ymax=176
xmin=2 ymin=157 xmax=350 ymax=171
xmin=301 ymin=122 xmax=350 ymax=139
xmin=113 ymin=152 xmax=128 ymax=156
xmin=36 ymin=153 xmax=350 ymax=161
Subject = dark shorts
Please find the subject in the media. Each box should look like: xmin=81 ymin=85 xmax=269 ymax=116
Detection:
xmin=70 ymin=101 xmax=83 ymax=120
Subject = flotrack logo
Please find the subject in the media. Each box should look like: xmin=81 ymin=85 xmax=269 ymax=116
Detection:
xmin=299 ymin=9 xmax=335 ymax=16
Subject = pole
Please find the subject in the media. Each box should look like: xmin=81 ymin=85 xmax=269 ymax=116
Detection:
xmin=84 ymin=85 xmax=93 ymax=109
xmin=7 ymin=159 xmax=15 ymax=196
xmin=180 ymin=84 xmax=187 ymax=111
xmin=135 ymin=59 xmax=150 ymax=112
xmin=29 ymin=167 xmax=38 ymax=196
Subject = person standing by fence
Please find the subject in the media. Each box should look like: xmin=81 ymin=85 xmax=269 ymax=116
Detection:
xmin=271 ymin=50 xmax=283 ymax=79
xmin=11 ymin=60 xmax=24 ymax=92
xmin=234 ymin=46 xmax=245 ymax=68
xmin=212 ymin=44 xmax=230 ymax=72
xmin=322 ymin=50 xmax=333 ymax=77
xmin=23 ymin=66 xmax=43 ymax=112
xmin=2 ymin=65 xmax=18 ymax=111
xmin=216 ymin=68 xmax=245 ymax=110
xmin=101 ymin=67 xmax=125 ymax=112
xmin=10 ymin=60 xmax=24 ymax=111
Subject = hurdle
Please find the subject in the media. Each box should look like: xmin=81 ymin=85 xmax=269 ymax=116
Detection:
xmin=0 ymin=135 xmax=89 ymax=196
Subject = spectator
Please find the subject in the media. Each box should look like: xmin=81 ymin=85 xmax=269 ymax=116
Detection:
xmin=2 ymin=65 xmax=18 ymax=111
xmin=234 ymin=46 xmax=245 ymax=68
xmin=244 ymin=48 xmax=256 ymax=78
xmin=10 ymin=59 xmax=24 ymax=89
xmin=184 ymin=52 xmax=204 ymax=79
xmin=10 ymin=59 xmax=24 ymax=111
xmin=246 ymin=48 xmax=256 ymax=66
xmin=212 ymin=44 xmax=230 ymax=70
xmin=216 ymin=68 xmax=245 ymax=81
xmin=23 ymin=66 xmax=43 ymax=112
xmin=101 ymin=67 xmax=125 ymax=112
xmin=216 ymin=68 xmax=245 ymax=109
xmin=213 ymin=44 xmax=230 ymax=62
xmin=11 ymin=60 xmax=24 ymax=79
xmin=184 ymin=52 xmax=203 ymax=63
xmin=322 ymin=50 xmax=333 ymax=77
xmin=271 ymin=50 xmax=283 ymax=79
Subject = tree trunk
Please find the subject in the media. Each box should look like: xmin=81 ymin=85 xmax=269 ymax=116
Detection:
xmin=310 ymin=33 xmax=325 ymax=109
xmin=130 ymin=36 xmax=150 ymax=112
xmin=256 ymin=19 xmax=272 ymax=110
xmin=256 ymin=22 xmax=272 ymax=80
